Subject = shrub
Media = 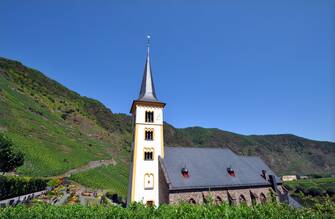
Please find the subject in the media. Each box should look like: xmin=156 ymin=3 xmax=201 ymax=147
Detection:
xmin=105 ymin=192 xmax=124 ymax=205
xmin=284 ymin=184 xmax=293 ymax=191
xmin=0 ymin=134 xmax=24 ymax=173
xmin=307 ymin=187 xmax=323 ymax=197
xmin=295 ymin=185 xmax=307 ymax=194
xmin=0 ymin=202 xmax=334 ymax=218
xmin=47 ymin=178 xmax=61 ymax=188
xmin=0 ymin=176 xmax=48 ymax=200
xmin=326 ymin=188 xmax=335 ymax=196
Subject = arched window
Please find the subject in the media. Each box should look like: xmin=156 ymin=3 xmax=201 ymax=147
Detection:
xmin=145 ymin=128 xmax=154 ymax=140
xmin=250 ymin=192 xmax=258 ymax=206
xmin=215 ymin=196 xmax=223 ymax=205
xmin=239 ymin=195 xmax=247 ymax=205
xmin=189 ymin=198 xmax=196 ymax=204
xmin=144 ymin=148 xmax=154 ymax=160
xmin=144 ymin=173 xmax=154 ymax=190
xmin=228 ymin=193 xmax=236 ymax=206
xmin=203 ymin=196 xmax=208 ymax=204
xmin=260 ymin=193 xmax=267 ymax=204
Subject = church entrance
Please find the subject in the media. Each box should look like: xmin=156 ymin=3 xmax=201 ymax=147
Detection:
xmin=146 ymin=201 xmax=154 ymax=207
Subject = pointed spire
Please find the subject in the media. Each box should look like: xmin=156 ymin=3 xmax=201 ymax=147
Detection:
xmin=138 ymin=35 xmax=159 ymax=102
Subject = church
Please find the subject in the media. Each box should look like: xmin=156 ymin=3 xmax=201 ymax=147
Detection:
xmin=127 ymin=39 xmax=293 ymax=207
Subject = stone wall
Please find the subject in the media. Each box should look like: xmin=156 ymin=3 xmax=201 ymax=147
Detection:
xmin=158 ymin=161 xmax=169 ymax=204
xmin=169 ymin=186 xmax=273 ymax=206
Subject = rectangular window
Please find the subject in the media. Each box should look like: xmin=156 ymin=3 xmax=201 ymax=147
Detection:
xmin=145 ymin=111 xmax=154 ymax=123
xmin=145 ymin=129 xmax=154 ymax=141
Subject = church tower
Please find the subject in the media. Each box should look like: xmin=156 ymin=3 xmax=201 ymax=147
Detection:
xmin=127 ymin=36 xmax=165 ymax=206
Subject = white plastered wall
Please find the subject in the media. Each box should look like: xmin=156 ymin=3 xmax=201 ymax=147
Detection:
xmin=131 ymin=105 xmax=164 ymax=206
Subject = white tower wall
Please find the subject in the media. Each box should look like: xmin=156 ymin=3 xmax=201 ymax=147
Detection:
xmin=128 ymin=104 xmax=164 ymax=206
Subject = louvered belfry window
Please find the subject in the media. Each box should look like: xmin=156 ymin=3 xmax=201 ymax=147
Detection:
xmin=145 ymin=129 xmax=154 ymax=140
xmin=144 ymin=148 xmax=154 ymax=160
xmin=145 ymin=111 xmax=154 ymax=123
xmin=144 ymin=151 xmax=153 ymax=160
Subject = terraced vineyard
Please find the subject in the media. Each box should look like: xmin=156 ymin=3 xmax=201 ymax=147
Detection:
xmin=284 ymin=177 xmax=335 ymax=206
xmin=70 ymin=164 xmax=128 ymax=197
xmin=0 ymin=58 xmax=131 ymax=178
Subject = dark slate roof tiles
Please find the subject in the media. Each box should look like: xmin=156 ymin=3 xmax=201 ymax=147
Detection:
xmin=161 ymin=147 xmax=280 ymax=190
xmin=138 ymin=48 xmax=159 ymax=102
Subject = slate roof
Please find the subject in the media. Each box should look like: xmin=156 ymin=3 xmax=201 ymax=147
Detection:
xmin=160 ymin=147 xmax=281 ymax=191
xmin=239 ymin=156 xmax=281 ymax=183
xmin=138 ymin=46 xmax=159 ymax=102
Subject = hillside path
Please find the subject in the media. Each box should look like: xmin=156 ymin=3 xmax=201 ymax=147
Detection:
xmin=54 ymin=159 xmax=117 ymax=178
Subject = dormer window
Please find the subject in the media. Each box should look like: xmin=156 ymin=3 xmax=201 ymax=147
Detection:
xmin=145 ymin=129 xmax=154 ymax=141
xmin=181 ymin=167 xmax=190 ymax=178
xmin=261 ymin=170 xmax=267 ymax=179
xmin=145 ymin=111 xmax=154 ymax=123
xmin=227 ymin=167 xmax=235 ymax=177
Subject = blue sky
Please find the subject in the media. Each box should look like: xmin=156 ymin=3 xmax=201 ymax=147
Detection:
xmin=1 ymin=1 xmax=334 ymax=141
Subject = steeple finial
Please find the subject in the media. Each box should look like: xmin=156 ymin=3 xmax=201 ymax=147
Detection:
xmin=137 ymin=34 xmax=159 ymax=102
xmin=147 ymin=34 xmax=151 ymax=56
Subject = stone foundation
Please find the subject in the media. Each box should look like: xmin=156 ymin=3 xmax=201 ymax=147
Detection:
xmin=168 ymin=186 xmax=273 ymax=206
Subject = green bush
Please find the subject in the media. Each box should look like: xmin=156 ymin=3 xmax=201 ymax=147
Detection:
xmin=327 ymin=188 xmax=335 ymax=196
xmin=0 ymin=202 xmax=334 ymax=219
xmin=0 ymin=134 xmax=24 ymax=173
xmin=47 ymin=178 xmax=61 ymax=188
xmin=307 ymin=187 xmax=323 ymax=197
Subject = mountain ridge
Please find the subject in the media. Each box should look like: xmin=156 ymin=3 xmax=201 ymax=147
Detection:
xmin=0 ymin=56 xmax=334 ymax=179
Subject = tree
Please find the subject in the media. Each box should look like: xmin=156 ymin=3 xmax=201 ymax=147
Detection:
xmin=0 ymin=134 xmax=24 ymax=174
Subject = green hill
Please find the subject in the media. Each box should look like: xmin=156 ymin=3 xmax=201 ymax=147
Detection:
xmin=164 ymin=126 xmax=335 ymax=175
xmin=0 ymin=57 xmax=334 ymax=194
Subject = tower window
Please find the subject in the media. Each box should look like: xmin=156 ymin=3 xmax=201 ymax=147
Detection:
xmin=145 ymin=111 xmax=154 ymax=123
xmin=144 ymin=173 xmax=154 ymax=190
xmin=144 ymin=148 xmax=154 ymax=160
xmin=145 ymin=129 xmax=154 ymax=140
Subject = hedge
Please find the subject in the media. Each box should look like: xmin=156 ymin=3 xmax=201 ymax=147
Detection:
xmin=0 ymin=176 xmax=48 ymax=200
xmin=0 ymin=202 xmax=335 ymax=219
